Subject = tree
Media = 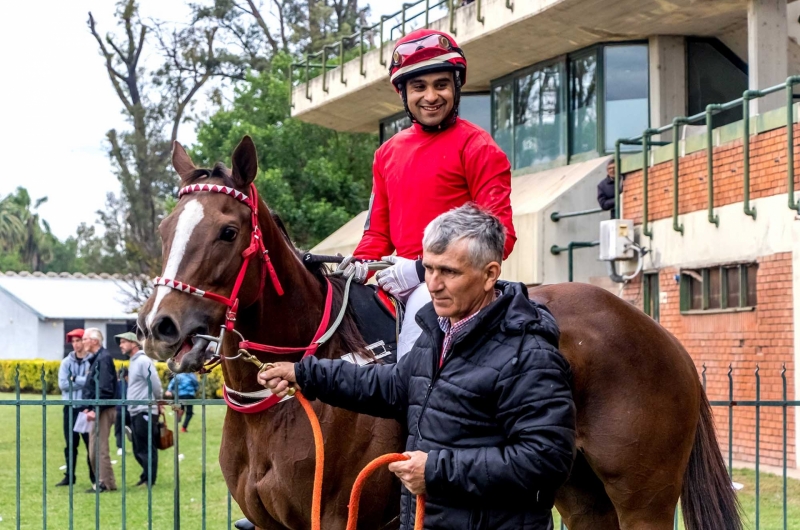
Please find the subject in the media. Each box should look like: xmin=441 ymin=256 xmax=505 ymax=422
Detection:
xmin=88 ymin=0 xmax=235 ymax=274
xmin=192 ymin=54 xmax=376 ymax=248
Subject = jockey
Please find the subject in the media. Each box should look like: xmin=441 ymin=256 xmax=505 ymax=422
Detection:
xmin=339 ymin=28 xmax=516 ymax=359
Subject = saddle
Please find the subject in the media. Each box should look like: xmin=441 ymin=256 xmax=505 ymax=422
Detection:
xmin=341 ymin=282 xmax=402 ymax=366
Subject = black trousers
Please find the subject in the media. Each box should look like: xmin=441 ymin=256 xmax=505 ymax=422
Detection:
xmin=131 ymin=413 xmax=159 ymax=484
xmin=180 ymin=399 xmax=194 ymax=429
xmin=62 ymin=406 xmax=95 ymax=483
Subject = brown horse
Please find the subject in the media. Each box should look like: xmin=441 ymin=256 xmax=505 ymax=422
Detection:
xmin=139 ymin=136 xmax=740 ymax=530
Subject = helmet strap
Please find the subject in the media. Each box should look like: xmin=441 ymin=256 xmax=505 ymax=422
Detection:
xmin=400 ymin=70 xmax=462 ymax=133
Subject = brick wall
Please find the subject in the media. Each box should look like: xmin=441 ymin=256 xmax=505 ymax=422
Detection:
xmin=622 ymin=124 xmax=800 ymax=225
xmin=620 ymin=124 xmax=799 ymax=468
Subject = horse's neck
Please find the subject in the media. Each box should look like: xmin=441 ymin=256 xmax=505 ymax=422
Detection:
xmin=221 ymin=201 xmax=328 ymax=391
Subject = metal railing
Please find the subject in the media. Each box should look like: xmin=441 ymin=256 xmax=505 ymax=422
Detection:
xmin=614 ymin=76 xmax=800 ymax=237
xmin=549 ymin=240 xmax=599 ymax=282
xmin=549 ymin=207 xmax=603 ymax=222
xmin=290 ymin=0 xmax=516 ymax=107
xmin=1 ymin=366 xmax=235 ymax=530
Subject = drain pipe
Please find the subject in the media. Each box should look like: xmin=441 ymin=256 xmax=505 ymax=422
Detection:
xmin=607 ymin=242 xmax=645 ymax=283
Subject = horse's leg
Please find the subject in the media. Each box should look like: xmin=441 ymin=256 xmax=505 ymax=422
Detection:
xmin=555 ymin=452 xmax=620 ymax=530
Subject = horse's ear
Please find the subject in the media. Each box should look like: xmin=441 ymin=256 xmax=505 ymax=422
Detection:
xmin=172 ymin=141 xmax=196 ymax=183
xmin=231 ymin=136 xmax=258 ymax=189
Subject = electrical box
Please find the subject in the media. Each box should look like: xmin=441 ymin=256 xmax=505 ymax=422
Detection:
xmin=599 ymin=219 xmax=634 ymax=261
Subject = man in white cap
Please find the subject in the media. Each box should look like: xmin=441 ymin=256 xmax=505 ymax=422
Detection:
xmin=117 ymin=332 xmax=163 ymax=487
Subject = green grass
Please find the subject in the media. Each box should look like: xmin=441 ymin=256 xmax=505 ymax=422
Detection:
xmin=2 ymin=392 xmax=800 ymax=529
xmin=0 ymin=392 xmax=243 ymax=529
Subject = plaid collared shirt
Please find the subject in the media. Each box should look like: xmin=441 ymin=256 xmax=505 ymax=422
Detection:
xmin=437 ymin=290 xmax=501 ymax=367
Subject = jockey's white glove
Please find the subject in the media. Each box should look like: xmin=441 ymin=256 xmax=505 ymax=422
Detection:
xmin=376 ymin=255 xmax=423 ymax=302
xmin=336 ymin=255 xmax=369 ymax=284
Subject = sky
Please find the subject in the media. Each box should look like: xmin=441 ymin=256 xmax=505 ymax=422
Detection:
xmin=0 ymin=1 xmax=406 ymax=241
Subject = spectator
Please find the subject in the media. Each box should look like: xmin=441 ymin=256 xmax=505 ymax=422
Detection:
xmin=597 ymin=159 xmax=622 ymax=218
xmin=165 ymin=372 xmax=199 ymax=433
xmin=81 ymin=328 xmax=118 ymax=493
xmin=117 ymin=332 xmax=162 ymax=487
xmin=55 ymin=329 xmax=95 ymax=487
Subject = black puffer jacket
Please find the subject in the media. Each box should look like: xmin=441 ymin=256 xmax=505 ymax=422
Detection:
xmin=296 ymin=281 xmax=576 ymax=530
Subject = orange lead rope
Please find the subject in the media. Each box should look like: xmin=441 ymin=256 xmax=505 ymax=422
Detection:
xmin=295 ymin=392 xmax=425 ymax=530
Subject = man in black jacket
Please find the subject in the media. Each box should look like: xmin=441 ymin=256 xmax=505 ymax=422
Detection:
xmin=597 ymin=159 xmax=622 ymax=218
xmin=81 ymin=328 xmax=118 ymax=492
xmin=259 ymin=204 xmax=576 ymax=530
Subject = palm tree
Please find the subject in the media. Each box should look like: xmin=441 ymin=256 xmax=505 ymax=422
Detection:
xmin=0 ymin=194 xmax=25 ymax=251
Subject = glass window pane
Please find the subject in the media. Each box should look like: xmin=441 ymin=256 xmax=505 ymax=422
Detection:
xmin=514 ymin=62 xmax=565 ymax=169
xmin=379 ymin=113 xmax=412 ymax=144
xmin=690 ymin=274 xmax=703 ymax=310
xmin=687 ymin=40 xmax=747 ymax=127
xmin=604 ymin=44 xmax=649 ymax=152
xmin=746 ymin=264 xmax=758 ymax=307
xmin=460 ymin=93 xmax=491 ymax=133
xmin=725 ymin=266 xmax=740 ymax=308
xmin=492 ymin=82 xmax=514 ymax=162
xmin=708 ymin=268 xmax=721 ymax=309
xmin=570 ymin=52 xmax=598 ymax=155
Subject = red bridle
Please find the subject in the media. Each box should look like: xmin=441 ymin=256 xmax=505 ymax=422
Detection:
xmin=153 ymin=181 xmax=337 ymax=413
xmin=154 ymin=182 xmax=284 ymax=333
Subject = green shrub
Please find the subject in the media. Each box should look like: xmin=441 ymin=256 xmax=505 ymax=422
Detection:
xmin=0 ymin=359 xmax=225 ymax=398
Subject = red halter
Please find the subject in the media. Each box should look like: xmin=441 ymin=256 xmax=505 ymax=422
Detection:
xmin=154 ymin=182 xmax=284 ymax=332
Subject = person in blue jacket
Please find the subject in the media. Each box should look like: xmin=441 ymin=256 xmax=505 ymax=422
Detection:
xmin=165 ymin=373 xmax=199 ymax=432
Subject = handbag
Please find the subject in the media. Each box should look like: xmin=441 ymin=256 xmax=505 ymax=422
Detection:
xmin=157 ymin=411 xmax=174 ymax=450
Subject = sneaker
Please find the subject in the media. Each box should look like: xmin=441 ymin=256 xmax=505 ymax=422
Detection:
xmin=117 ymin=448 xmax=123 ymax=456
xmin=55 ymin=476 xmax=74 ymax=487
xmin=135 ymin=478 xmax=154 ymax=487
xmin=85 ymin=482 xmax=110 ymax=494
xmin=180 ymin=427 xmax=187 ymax=433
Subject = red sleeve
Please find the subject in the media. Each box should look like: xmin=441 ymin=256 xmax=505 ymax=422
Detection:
xmin=354 ymin=152 xmax=394 ymax=260
xmin=463 ymin=133 xmax=517 ymax=259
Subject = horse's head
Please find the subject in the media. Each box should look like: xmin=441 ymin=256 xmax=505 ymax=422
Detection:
xmin=138 ymin=136 xmax=266 ymax=372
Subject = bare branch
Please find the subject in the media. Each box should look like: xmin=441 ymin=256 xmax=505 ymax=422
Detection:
xmin=245 ymin=0 xmax=279 ymax=54
xmin=88 ymin=12 xmax=134 ymax=113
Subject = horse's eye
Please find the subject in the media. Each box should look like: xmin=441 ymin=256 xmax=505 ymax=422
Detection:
xmin=220 ymin=227 xmax=238 ymax=242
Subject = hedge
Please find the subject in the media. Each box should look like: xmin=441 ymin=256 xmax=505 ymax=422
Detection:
xmin=0 ymin=359 xmax=225 ymax=398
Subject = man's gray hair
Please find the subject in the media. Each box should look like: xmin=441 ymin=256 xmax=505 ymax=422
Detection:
xmin=84 ymin=328 xmax=104 ymax=344
xmin=422 ymin=204 xmax=506 ymax=268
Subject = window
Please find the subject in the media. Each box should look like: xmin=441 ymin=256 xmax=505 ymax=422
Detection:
xmin=680 ymin=263 xmax=757 ymax=313
xmin=569 ymin=51 xmax=598 ymax=156
xmin=643 ymin=272 xmax=660 ymax=322
xmin=514 ymin=61 xmax=566 ymax=168
xmin=687 ymin=39 xmax=748 ymax=128
xmin=379 ymin=93 xmax=491 ymax=145
xmin=490 ymin=41 xmax=649 ymax=170
xmin=63 ymin=319 xmax=85 ymax=357
xmin=604 ymin=44 xmax=649 ymax=152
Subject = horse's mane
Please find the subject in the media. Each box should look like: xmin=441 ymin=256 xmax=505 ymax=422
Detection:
xmin=270 ymin=212 xmax=371 ymax=360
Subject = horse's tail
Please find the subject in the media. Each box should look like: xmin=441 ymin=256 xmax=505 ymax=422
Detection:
xmin=680 ymin=387 xmax=743 ymax=530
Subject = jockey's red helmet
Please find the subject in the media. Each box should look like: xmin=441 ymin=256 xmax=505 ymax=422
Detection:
xmin=389 ymin=29 xmax=467 ymax=92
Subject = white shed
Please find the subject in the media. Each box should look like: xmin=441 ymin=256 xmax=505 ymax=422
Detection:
xmin=0 ymin=272 xmax=141 ymax=361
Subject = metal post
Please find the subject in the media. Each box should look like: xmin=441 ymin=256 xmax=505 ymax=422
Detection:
xmin=67 ymin=373 xmax=74 ymax=528
xmin=672 ymin=118 xmax=684 ymax=235
xmin=449 ymin=0 xmax=457 ymax=35
xmin=322 ymin=46 xmax=329 ymax=93
xmin=305 ymin=53 xmax=312 ymax=101
xmin=782 ymin=365 xmax=788 ymax=530
xmin=755 ymin=365 xmax=760 ymax=530
xmin=642 ymin=129 xmax=653 ymax=238
xmin=379 ymin=15 xmax=387 ymax=66
xmin=15 ymin=367 xmax=20 ymax=530
xmin=550 ymin=241 xmax=600 ymax=282
xmin=120 ymin=377 xmax=127 ymax=530
xmin=359 ymin=27 xmax=366 ymax=77
xmin=202 ymin=374 xmax=208 ymax=530
xmin=506 ymin=0 xmax=514 ymax=10
xmin=401 ymin=3 xmax=407 ymax=35
xmin=742 ymin=92 xmax=758 ymax=219
xmin=787 ymin=77 xmax=800 ymax=212
xmin=40 ymin=368 xmax=46 ymax=529
xmin=706 ymin=104 xmax=721 ymax=227
xmin=425 ymin=0 xmax=430 ymax=27
xmin=93 ymin=369 xmax=100 ymax=529
xmin=614 ymin=141 xmax=622 ymax=220
xmin=728 ymin=364 xmax=734 ymax=476
xmin=173 ymin=384 xmax=180 ymax=530
xmin=477 ymin=0 xmax=485 ymax=24
xmin=340 ymin=39 xmax=347 ymax=86
xmin=147 ymin=373 xmax=153 ymax=530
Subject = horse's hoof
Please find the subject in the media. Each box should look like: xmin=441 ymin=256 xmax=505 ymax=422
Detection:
xmin=233 ymin=518 xmax=256 ymax=530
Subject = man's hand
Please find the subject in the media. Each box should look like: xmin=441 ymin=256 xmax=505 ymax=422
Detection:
xmin=256 ymin=362 xmax=299 ymax=398
xmin=387 ymin=451 xmax=428 ymax=495
xmin=84 ymin=410 xmax=96 ymax=421
xmin=335 ymin=255 xmax=369 ymax=284
xmin=375 ymin=256 xmax=422 ymax=301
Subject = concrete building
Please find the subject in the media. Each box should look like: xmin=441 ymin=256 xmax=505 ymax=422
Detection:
xmin=291 ymin=1 xmax=800 ymax=471
xmin=0 ymin=272 xmax=140 ymax=361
